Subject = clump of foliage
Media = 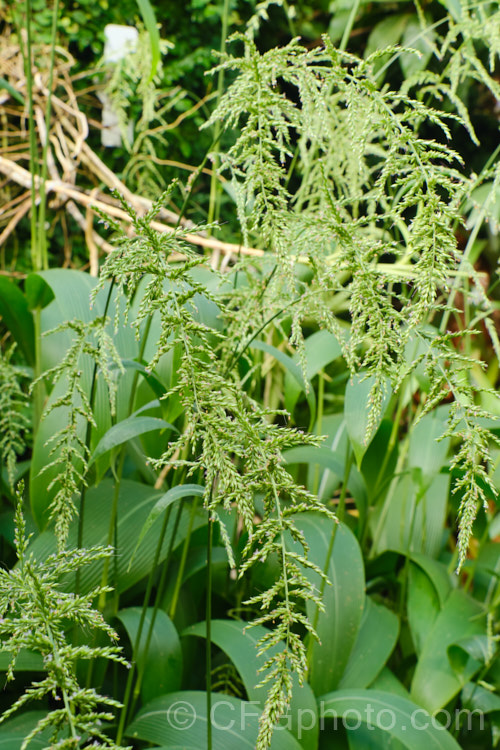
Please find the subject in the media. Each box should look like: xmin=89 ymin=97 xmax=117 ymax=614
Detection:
xmin=0 ymin=484 xmax=130 ymax=749
xmin=204 ymin=26 xmax=498 ymax=567
xmin=0 ymin=1 xmax=499 ymax=750
xmin=32 ymin=317 xmax=122 ymax=549
xmin=0 ymin=346 xmax=30 ymax=488
xmin=93 ymin=195 xmax=336 ymax=746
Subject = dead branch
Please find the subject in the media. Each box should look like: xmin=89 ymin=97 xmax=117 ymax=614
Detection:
xmin=0 ymin=156 xmax=264 ymax=259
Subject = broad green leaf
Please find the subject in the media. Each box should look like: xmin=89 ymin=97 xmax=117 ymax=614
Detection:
xmin=371 ymin=471 xmax=450 ymax=558
xmin=471 ymin=540 xmax=500 ymax=605
xmin=124 ymin=398 xmax=178 ymax=466
xmin=28 ymin=272 xmax=109 ymax=525
xmin=116 ymin=359 xmax=167 ymax=399
xmin=462 ymin=681 xmax=500 ymax=714
xmin=400 ymin=18 xmax=435 ymax=78
xmin=116 ymin=607 xmax=182 ymax=703
xmin=126 ymin=691 xmax=302 ymax=749
xmin=364 ymin=14 xmax=410 ymax=77
xmin=319 ymin=690 xmax=462 ymax=749
xmin=365 ymin=14 xmax=409 ymax=58
xmin=436 ymin=0 xmax=462 ymax=21
xmin=251 ymin=340 xmax=316 ymax=427
xmin=338 ymin=597 xmax=399 ymax=690
xmin=360 ymin=420 xmax=398 ymax=502
xmin=408 ymin=407 xmax=449 ymax=484
xmin=25 ymin=273 xmax=55 ymax=311
xmin=466 ymin=182 xmax=500 ymax=233
xmin=329 ymin=9 xmax=351 ymax=45
xmin=27 ymin=271 xmax=96 ymax=359
xmin=409 ymin=554 xmax=452 ymax=607
xmin=406 ymin=555 xmax=452 ymax=657
xmin=284 ymin=330 xmax=341 ymax=414
xmin=292 ymin=514 xmax=365 ymax=695
xmin=0 ymin=76 xmax=24 ymax=104
xmin=369 ymin=667 xmax=409 ymax=699
xmin=0 ymin=278 xmax=35 ymax=365
xmin=448 ymin=635 xmax=493 ymax=677
xmin=282 ymin=446 xmax=367 ymax=517
xmin=411 ymin=472 xmax=450 ymax=558
xmin=26 ymin=479 xmax=207 ymax=595
xmin=130 ymin=484 xmax=205 ymax=566
xmin=30 ymin=376 xmax=103 ymax=528
xmin=183 ymin=619 xmax=318 ymax=750
xmin=128 ymin=399 xmax=161 ymax=417
xmin=407 ymin=563 xmax=441 ymax=656
xmin=161 ymin=547 xmax=228 ymax=613
xmin=344 ymin=374 xmax=391 ymax=467
xmin=28 ymin=270 xmax=154 ymax=382
xmin=27 ymin=268 xmax=222 ymax=524
xmin=28 ymin=271 xmax=163 ymax=524
xmin=0 ymin=712 xmax=53 ymax=748
xmin=89 ymin=415 xmax=176 ymax=465
xmin=135 ymin=0 xmax=161 ymax=82
xmin=0 ymin=650 xmax=43 ymax=671
xmin=347 ymin=724 xmax=408 ymax=750
xmin=301 ymin=416 xmax=351 ymax=513
xmin=0 ymin=732 xmax=48 ymax=749
xmin=411 ymin=590 xmax=486 ymax=713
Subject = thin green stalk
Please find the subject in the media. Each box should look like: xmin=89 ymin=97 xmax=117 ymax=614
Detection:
xmin=398 ymin=551 xmax=411 ymax=621
xmin=440 ymin=217 xmax=484 ymax=335
xmin=484 ymin=541 xmax=500 ymax=610
xmin=206 ymin=512 xmax=214 ymax=750
xmin=115 ymin=503 xmax=175 ymax=744
xmin=312 ymin=371 xmax=324 ymax=497
xmin=397 ymin=482 xmax=424 ymax=619
xmin=370 ymin=404 xmax=419 ymax=555
xmin=128 ymin=315 xmax=154 ymax=413
xmin=284 ymin=143 xmax=300 ymax=189
xmin=127 ymin=500 xmax=185 ymax=720
xmin=293 ymin=0 xmax=361 ymax=212
xmin=44 ymin=622 xmax=78 ymax=742
xmin=32 ymin=574 xmax=78 ymax=741
xmin=454 ymin=645 xmax=500 ymax=738
xmin=372 ymin=385 xmax=406 ymax=498
xmin=339 ymin=0 xmax=362 ymax=52
xmin=38 ymin=0 xmax=60 ymax=271
xmin=97 ymin=451 xmax=126 ymax=612
xmin=306 ymin=449 xmax=353 ymax=677
xmin=176 ymin=131 xmax=224 ymax=226
xmin=83 ymin=288 xmax=153 ymax=690
xmin=24 ymin=0 xmax=44 ymax=436
xmin=462 ymin=522 xmax=490 ymax=595
xmin=32 ymin=308 xmax=44 ymax=436
xmin=207 ymin=0 xmax=230 ymax=229
xmin=93 ymin=313 xmax=154 ymax=614
xmin=76 ymin=279 xmax=116 ymax=593
xmin=23 ymin=0 xmax=60 ymax=271
xmin=24 ymin=0 xmax=39 ymax=271
xmin=439 ymin=148 xmax=500 ymax=334
xmin=169 ymin=497 xmax=199 ymax=619
xmin=282 ymin=0 xmax=297 ymax=38
xmin=270 ymin=474 xmax=292 ymax=656
xmin=447 ymin=545 xmax=460 ymax=576
xmin=226 ymin=292 xmax=302 ymax=375
xmin=370 ymin=439 xmax=409 ymax=555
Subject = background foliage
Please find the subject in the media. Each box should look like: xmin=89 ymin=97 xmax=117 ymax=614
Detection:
xmin=0 ymin=1 xmax=500 ymax=749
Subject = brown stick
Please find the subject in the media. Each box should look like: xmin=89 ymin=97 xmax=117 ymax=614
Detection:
xmin=0 ymin=155 xmax=265 ymax=258
xmin=0 ymin=197 xmax=31 ymax=246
